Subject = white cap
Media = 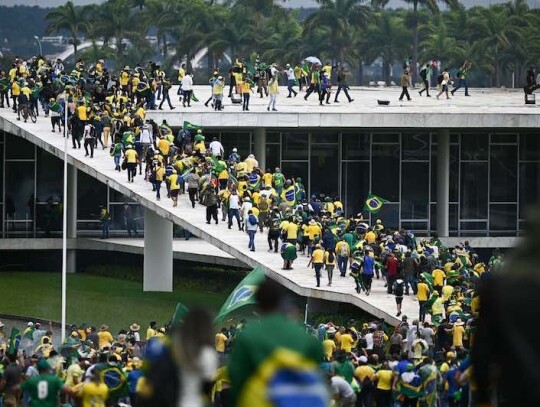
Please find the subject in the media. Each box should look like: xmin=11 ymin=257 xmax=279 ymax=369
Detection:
xmin=232 ymin=148 xmax=237 ymax=152
xmin=359 ymin=356 xmax=368 ymax=363
xmin=28 ymin=322 xmax=34 ymax=326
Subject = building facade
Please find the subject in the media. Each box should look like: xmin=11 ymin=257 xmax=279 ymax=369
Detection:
xmin=0 ymin=128 xmax=537 ymax=239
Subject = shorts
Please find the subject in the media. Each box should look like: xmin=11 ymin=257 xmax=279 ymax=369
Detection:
xmin=170 ymin=189 xmax=179 ymax=198
xmin=395 ymin=296 xmax=403 ymax=305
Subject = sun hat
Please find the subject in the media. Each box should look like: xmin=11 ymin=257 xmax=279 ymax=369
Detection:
xmin=454 ymin=318 xmax=464 ymax=326
xmin=130 ymin=323 xmax=140 ymax=332
xmin=100 ymin=324 xmax=109 ymax=331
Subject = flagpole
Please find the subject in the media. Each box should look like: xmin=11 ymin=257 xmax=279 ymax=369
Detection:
xmin=304 ymin=297 xmax=309 ymax=327
xmin=61 ymin=95 xmax=68 ymax=343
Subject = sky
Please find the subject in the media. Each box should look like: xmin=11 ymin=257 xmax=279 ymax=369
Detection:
xmin=0 ymin=0 xmax=539 ymax=7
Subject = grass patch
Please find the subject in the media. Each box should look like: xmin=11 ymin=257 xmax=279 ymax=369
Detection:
xmin=0 ymin=272 xmax=232 ymax=332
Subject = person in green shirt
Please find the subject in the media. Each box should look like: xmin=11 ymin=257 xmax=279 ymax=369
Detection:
xmin=20 ymin=359 xmax=66 ymax=407
xmin=228 ymin=280 xmax=327 ymax=407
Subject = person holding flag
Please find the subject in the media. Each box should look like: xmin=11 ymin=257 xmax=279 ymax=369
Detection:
xmin=364 ymin=193 xmax=388 ymax=215
xmin=280 ymin=180 xmax=296 ymax=207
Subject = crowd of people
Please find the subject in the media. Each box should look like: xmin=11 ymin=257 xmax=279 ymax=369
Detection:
xmin=0 ymin=54 xmax=511 ymax=407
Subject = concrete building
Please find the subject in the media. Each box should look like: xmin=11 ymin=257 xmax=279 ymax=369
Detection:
xmin=0 ymin=86 xmax=535 ymax=322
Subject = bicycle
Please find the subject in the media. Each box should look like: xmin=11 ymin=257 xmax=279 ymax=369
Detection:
xmin=18 ymin=103 xmax=37 ymax=123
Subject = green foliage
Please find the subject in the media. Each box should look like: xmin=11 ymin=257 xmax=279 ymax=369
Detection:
xmin=1 ymin=0 xmax=537 ymax=87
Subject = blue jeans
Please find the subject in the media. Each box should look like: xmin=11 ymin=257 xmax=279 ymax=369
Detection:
xmin=452 ymin=78 xmax=469 ymax=95
xmin=247 ymin=230 xmax=256 ymax=250
xmin=114 ymin=154 xmax=121 ymax=169
xmin=287 ymin=79 xmax=296 ymax=96
xmin=101 ymin=219 xmax=110 ymax=239
xmin=228 ymin=209 xmax=241 ymax=229
xmin=404 ymin=274 xmax=418 ymax=295
xmin=337 ymin=255 xmax=348 ymax=276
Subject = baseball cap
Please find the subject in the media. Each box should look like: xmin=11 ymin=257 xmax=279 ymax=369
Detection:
xmin=359 ymin=356 xmax=368 ymax=363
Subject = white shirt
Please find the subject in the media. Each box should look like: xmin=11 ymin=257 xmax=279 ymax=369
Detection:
xmin=209 ymin=140 xmax=224 ymax=157
xmin=140 ymin=127 xmax=152 ymax=144
xmin=178 ymin=346 xmax=217 ymax=407
xmin=241 ymin=201 xmax=253 ymax=220
xmin=229 ymin=194 xmax=240 ymax=210
xmin=286 ymin=67 xmax=295 ymax=80
xmin=536 ymin=73 xmax=540 ymax=85
xmin=330 ymin=376 xmax=354 ymax=398
xmin=181 ymin=74 xmax=193 ymax=91
xmin=364 ymin=333 xmax=374 ymax=350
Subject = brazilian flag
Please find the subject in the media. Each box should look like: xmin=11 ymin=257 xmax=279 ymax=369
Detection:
xmin=99 ymin=363 xmax=129 ymax=401
xmin=281 ymin=185 xmax=296 ymax=206
xmin=171 ymin=302 xmax=189 ymax=326
xmin=215 ymin=267 xmax=265 ymax=324
xmin=363 ymin=193 xmax=387 ymax=214
xmin=183 ymin=121 xmax=202 ymax=132
xmin=210 ymin=156 xmax=226 ymax=174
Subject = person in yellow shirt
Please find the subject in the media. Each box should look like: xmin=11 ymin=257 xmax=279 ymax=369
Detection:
xmin=79 ymin=368 xmax=109 ymax=407
xmin=308 ymin=244 xmax=325 ymax=287
xmin=241 ymin=77 xmax=253 ymax=111
xmin=322 ymin=337 xmax=336 ymax=361
xmin=285 ymin=218 xmax=298 ymax=245
xmin=97 ymin=325 xmax=113 ymax=349
xmin=262 ymin=170 xmax=273 ymax=187
xmin=124 ymin=145 xmax=138 ymax=183
xmin=267 ymin=75 xmax=279 ymax=111
xmin=324 ymin=249 xmax=336 ymax=286
xmin=364 ymin=227 xmax=376 ymax=245
xmin=340 ymin=330 xmax=354 ymax=353
xmin=146 ymin=321 xmax=157 ymax=340
xmin=446 ymin=319 xmax=466 ymax=349
xmin=432 ymin=267 xmax=446 ymax=295
xmin=355 ymin=356 xmax=376 ymax=395
xmin=374 ymin=361 xmax=393 ymax=405
xmin=307 ymin=219 xmax=322 ymax=255
xmin=168 ymin=169 xmax=181 ymax=207
xmin=417 ymin=277 xmax=430 ymax=323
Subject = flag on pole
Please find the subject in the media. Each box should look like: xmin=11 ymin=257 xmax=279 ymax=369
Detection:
xmin=363 ymin=193 xmax=388 ymax=214
xmin=171 ymin=302 xmax=189 ymax=326
xmin=8 ymin=327 xmax=21 ymax=355
xmin=214 ymin=267 xmax=266 ymax=324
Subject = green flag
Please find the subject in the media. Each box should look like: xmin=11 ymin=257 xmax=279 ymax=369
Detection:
xmin=215 ymin=267 xmax=266 ymax=324
xmin=8 ymin=327 xmax=21 ymax=355
xmin=183 ymin=121 xmax=202 ymax=131
xmin=99 ymin=363 xmax=129 ymax=400
xmin=363 ymin=193 xmax=388 ymax=214
xmin=210 ymin=156 xmax=226 ymax=174
xmin=172 ymin=302 xmax=189 ymax=326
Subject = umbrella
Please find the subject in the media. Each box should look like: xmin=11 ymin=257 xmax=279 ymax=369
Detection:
xmin=305 ymin=56 xmax=322 ymax=65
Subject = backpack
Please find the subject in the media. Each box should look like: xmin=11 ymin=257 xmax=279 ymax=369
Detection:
xmin=340 ymin=243 xmax=349 ymax=257
xmin=437 ymin=74 xmax=444 ymax=85
xmin=248 ymin=214 xmax=258 ymax=226
xmin=420 ymin=68 xmax=427 ymax=79
xmin=394 ymin=280 xmax=405 ymax=297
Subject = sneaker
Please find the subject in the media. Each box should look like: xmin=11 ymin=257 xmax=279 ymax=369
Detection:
xmin=272 ymin=108 xmax=277 ymax=111
xmin=349 ymin=99 xmax=354 ymax=103
xmin=396 ymin=312 xmax=401 ymax=317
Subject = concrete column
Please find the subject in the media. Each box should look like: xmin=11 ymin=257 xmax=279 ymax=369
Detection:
xmin=143 ymin=208 xmax=173 ymax=292
xmin=253 ymin=128 xmax=266 ymax=171
xmin=67 ymin=165 xmax=77 ymax=273
xmin=436 ymin=129 xmax=450 ymax=237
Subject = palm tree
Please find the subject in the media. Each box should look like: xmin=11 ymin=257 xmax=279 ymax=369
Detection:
xmin=391 ymin=0 xmax=459 ymax=83
xmin=144 ymin=0 xmax=179 ymax=60
xmin=45 ymin=1 xmax=88 ymax=59
xmin=303 ymin=0 xmax=372 ymax=65
xmin=362 ymin=11 xmax=411 ymax=84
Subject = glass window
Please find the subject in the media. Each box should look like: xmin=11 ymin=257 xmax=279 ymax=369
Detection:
xmin=282 ymin=132 xmax=308 ymax=160
xmin=78 ymin=171 xmax=107 ymax=219
xmin=519 ymin=162 xmax=540 ymax=219
xmin=36 ymin=149 xmax=63 ymax=203
xmin=5 ymin=161 xmax=35 ymax=221
xmin=401 ymin=162 xmax=429 ymax=219
xmin=490 ymin=145 xmax=517 ymax=202
xmin=491 ymin=133 xmax=517 ymax=143
xmin=267 ymin=132 xmax=280 ymax=143
xmin=109 ymin=203 xmax=143 ymax=232
xmin=220 ymin=132 xmax=251 ymax=157
xmin=450 ymin=204 xmax=459 ymax=232
xmin=374 ymin=203 xmax=399 ymax=230
xmin=342 ymin=132 xmax=370 ymax=160
xmin=265 ymin=144 xmax=280 ymax=172
xmin=342 ymin=162 xmax=369 ymax=216
xmin=461 ymin=133 xmax=488 ymax=161
xmin=371 ymin=144 xmax=400 ymax=202
xmin=110 ymin=188 xmax=136 ymax=203
xmin=460 ymin=221 xmax=488 ymax=231
xmin=281 ymin=162 xmax=308 ymax=195
xmin=520 ymin=133 xmax=540 ymax=161
xmin=490 ymin=204 xmax=517 ymax=231
xmin=310 ymin=144 xmax=339 ymax=200
xmin=430 ymin=204 xmax=437 ymax=232
xmin=0 ymin=130 xmax=4 ymax=143
xmin=6 ymin=133 xmax=35 ymax=160
xmin=372 ymin=133 xmax=399 ymax=143
xmin=450 ymin=133 xmax=459 ymax=144
xmin=36 ymin=202 xmax=62 ymax=236
xmin=311 ymin=131 xmax=338 ymax=144
xmin=0 ymin=143 xmax=3 ymax=193
xmin=402 ymin=132 xmax=430 ymax=161
xmin=460 ymin=162 xmax=488 ymax=219
xmin=401 ymin=222 xmax=428 ymax=232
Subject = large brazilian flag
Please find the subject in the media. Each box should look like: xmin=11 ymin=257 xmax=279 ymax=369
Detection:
xmin=363 ymin=193 xmax=387 ymax=214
